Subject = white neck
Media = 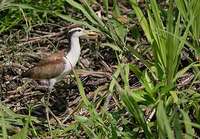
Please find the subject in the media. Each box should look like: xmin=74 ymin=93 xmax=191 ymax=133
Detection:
xmin=65 ymin=35 xmax=81 ymax=69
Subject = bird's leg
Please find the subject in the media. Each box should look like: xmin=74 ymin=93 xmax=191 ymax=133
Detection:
xmin=45 ymin=78 xmax=56 ymax=135
xmin=37 ymin=79 xmax=57 ymax=90
xmin=36 ymin=80 xmax=49 ymax=91
xmin=49 ymin=79 xmax=57 ymax=91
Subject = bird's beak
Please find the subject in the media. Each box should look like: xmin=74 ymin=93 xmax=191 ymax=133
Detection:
xmin=82 ymin=30 xmax=99 ymax=39
xmin=86 ymin=31 xmax=98 ymax=36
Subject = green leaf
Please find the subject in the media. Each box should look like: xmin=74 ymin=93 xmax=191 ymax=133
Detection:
xmin=126 ymin=45 xmax=152 ymax=69
xmin=103 ymin=0 xmax=108 ymax=16
xmin=0 ymin=110 xmax=8 ymax=139
xmin=75 ymin=115 xmax=89 ymax=123
xmin=73 ymin=70 xmax=90 ymax=106
xmin=109 ymin=64 xmax=123 ymax=93
xmin=181 ymin=110 xmax=194 ymax=139
xmin=11 ymin=121 xmax=29 ymax=139
xmin=102 ymin=43 xmax=122 ymax=52
xmin=111 ymin=19 xmax=127 ymax=43
xmin=157 ymin=100 xmax=174 ymax=139
xmin=65 ymin=0 xmax=98 ymax=26
xmin=129 ymin=0 xmax=152 ymax=43
xmin=55 ymin=12 xmax=100 ymax=32
xmin=121 ymin=93 xmax=153 ymax=139
xmin=112 ymin=0 xmax=120 ymax=17
xmin=173 ymin=62 xmax=196 ymax=82
xmin=170 ymin=91 xmax=179 ymax=105
xmin=82 ymin=0 xmax=105 ymax=28
xmin=174 ymin=110 xmax=182 ymax=139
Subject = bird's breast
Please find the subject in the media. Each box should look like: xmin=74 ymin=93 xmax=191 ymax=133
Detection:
xmin=63 ymin=57 xmax=74 ymax=73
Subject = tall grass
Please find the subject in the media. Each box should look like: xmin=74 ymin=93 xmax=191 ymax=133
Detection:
xmin=176 ymin=0 xmax=200 ymax=57
xmin=129 ymin=0 xmax=194 ymax=87
xmin=0 ymin=103 xmax=38 ymax=138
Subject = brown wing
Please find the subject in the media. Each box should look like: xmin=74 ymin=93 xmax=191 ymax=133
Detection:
xmin=38 ymin=50 xmax=65 ymax=65
xmin=22 ymin=51 xmax=65 ymax=79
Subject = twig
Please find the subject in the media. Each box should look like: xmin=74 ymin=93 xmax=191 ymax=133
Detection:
xmin=75 ymin=69 xmax=112 ymax=79
xmin=147 ymin=109 xmax=156 ymax=123
xmin=17 ymin=31 xmax=65 ymax=47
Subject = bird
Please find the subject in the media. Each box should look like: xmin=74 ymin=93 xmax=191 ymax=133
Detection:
xmin=21 ymin=27 xmax=97 ymax=90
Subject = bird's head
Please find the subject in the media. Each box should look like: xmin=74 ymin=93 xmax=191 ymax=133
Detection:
xmin=68 ymin=27 xmax=97 ymax=38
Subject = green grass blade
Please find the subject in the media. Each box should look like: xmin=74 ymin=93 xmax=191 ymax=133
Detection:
xmin=150 ymin=0 xmax=164 ymax=30
xmin=74 ymin=115 xmax=97 ymax=137
xmin=126 ymin=45 xmax=152 ymax=69
xmin=175 ymin=0 xmax=187 ymax=19
xmin=82 ymin=0 xmax=106 ymax=28
xmin=129 ymin=0 xmax=152 ymax=43
xmin=11 ymin=121 xmax=29 ymax=139
xmin=109 ymin=64 xmax=123 ymax=93
xmin=174 ymin=112 xmax=182 ymax=139
xmin=157 ymin=100 xmax=174 ymax=139
xmin=73 ymin=70 xmax=90 ymax=106
xmin=121 ymin=93 xmax=153 ymax=139
xmin=181 ymin=110 xmax=194 ymax=139
xmin=0 ymin=110 xmax=8 ymax=139
xmin=173 ymin=62 xmax=196 ymax=82
xmin=101 ymin=43 xmax=122 ymax=52
xmin=55 ymin=12 xmax=100 ymax=32
xmin=103 ymin=0 xmax=108 ymax=16
xmin=65 ymin=0 xmax=98 ymax=26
